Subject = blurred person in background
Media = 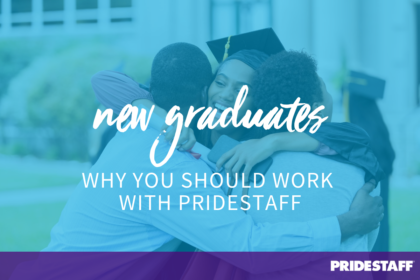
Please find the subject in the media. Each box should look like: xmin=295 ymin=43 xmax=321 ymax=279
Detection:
xmin=344 ymin=71 xmax=395 ymax=253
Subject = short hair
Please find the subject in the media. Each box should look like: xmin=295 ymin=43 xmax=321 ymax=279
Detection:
xmin=251 ymin=50 xmax=323 ymax=136
xmin=150 ymin=43 xmax=212 ymax=112
xmin=253 ymin=50 xmax=323 ymax=112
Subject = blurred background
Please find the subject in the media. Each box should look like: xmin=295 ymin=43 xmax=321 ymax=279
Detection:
xmin=0 ymin=0 xmax=419 ymax=252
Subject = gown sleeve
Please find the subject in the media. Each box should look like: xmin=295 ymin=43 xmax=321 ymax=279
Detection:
xmin=305 ymin=122 xmax=385 ymax=183
xmin=91 ymin=70 xmax=154 ymax=115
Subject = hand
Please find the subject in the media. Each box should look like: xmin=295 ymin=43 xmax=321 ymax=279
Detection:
xmin=161 ymin=123 xmax=196 ymax=152
xmin=338 ymin=180 xmax=384 ymax=240
xmin=349 ymin=180 xmax=384 ymax=234
xmin=216 ymin=138 xmax=274 ymax=184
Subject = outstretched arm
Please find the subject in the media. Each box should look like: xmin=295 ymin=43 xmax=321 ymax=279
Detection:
xmin=217 ymin=132 xmax=321 ymax=183
xmin=305 ymin=122 xmax=385 ymax=182
xmin=91 ymin=70 xmax=154 ymax=114
xmin=218 ymin=123 xmax=383 ymax=184
xmin=151 ymin=163 xmax=383 ymax=273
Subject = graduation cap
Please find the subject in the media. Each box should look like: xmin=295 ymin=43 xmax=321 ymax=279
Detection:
xmin=346 ymin=71 xmax=386 ymax=99
xmin=207 ymin=28 xmax=285 ymax=69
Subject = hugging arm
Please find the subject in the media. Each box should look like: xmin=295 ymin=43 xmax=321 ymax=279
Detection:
xmin=218 ymin=123 xmax=384 ymax=184
xmin=150 ymin=163 xmax=382 ymax=274
xmin=91 ymin=71 xmax=329 ymax=155
xmin=91 ymin=71 xmax=383 ymax=180
xmin=305 ymin=122 xmax=385 ymax=182
xmin=91 ymin=70 xmax=154 ymax=114
xmin=148 ymin=157 xmax=379 ymax=270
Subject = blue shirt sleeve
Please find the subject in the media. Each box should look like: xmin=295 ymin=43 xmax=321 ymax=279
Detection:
xmin=148 ymin=160 xmax=341 ymax=273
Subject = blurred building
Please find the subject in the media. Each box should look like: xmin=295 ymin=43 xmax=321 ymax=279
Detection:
xmin=0 ymin=0 xmax=419 ymax=180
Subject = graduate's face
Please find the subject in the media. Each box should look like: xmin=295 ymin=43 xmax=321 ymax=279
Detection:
xmin=207 ymin=59 xmax=255 ymax=131
xmin=317 ymin=77 xmax=333 ymax=122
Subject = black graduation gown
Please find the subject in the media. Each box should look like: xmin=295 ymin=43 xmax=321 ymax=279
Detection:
xmin=305 ymin=121 xmax=385 ymax=183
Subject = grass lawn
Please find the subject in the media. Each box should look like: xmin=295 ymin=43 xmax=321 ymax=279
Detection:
xmin=389 ymin=187 xmax=420 ymax=251
xmin=0 ymin=168 xmax=81 ymax=191
xmin=0 ymin=202 xmax=66 ymax=251
xmin=0 ymin=158 xmax=81 ymax=251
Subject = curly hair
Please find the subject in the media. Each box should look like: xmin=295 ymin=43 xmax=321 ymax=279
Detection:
xmin=253 ymin=50 xmax=323 ymax=114
xmin=150 ymin=43 xmax=212 ymax=113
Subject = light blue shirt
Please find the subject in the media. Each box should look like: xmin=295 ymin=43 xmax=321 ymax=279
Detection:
xmin=230 ymin=151 xmax=379 ymax=252
xmin=44 ymin=127 xmax=341 ymax=271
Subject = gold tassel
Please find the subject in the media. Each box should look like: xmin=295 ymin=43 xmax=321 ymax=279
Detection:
xmin=222 ymin=36 xmax=231 ymax=61
xmin=349 ymin=77 xmax=368 ymax=86
xmin=343 ymin=89 xmax=350 ymax=122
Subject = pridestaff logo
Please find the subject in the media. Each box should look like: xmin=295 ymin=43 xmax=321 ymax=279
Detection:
xmin=331 ymin=260 xmax=414 ymax=272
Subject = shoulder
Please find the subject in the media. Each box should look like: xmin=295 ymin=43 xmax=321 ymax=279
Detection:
xmin=91 ymin=70 xmax=132 ymax=82
xmin=320 ymin=122 xmax=371 ymax=146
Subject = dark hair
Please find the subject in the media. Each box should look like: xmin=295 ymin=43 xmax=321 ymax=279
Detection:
xmin=250 ymin=50 xmax=323 ymax=136
xmin=254 ymin=50 xmax=322 ymax=111
xmin=150 ymin=43 xmax=212 ymax=113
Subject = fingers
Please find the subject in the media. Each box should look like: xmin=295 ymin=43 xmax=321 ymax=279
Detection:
xmin=231 ymin=157 xmax=245 ymax=174
xmin=229 ymin=176 xmax=237 ymax=187
xmin=379 ymin=206 xmax=384 ymax=217
xmin=161 ymin=123 xmax=169 ymax=132
xmin=224 ymin=154 xmax=239 ymax=177
xmin=231 ymin=157 xmax=246 ymax=180
xmin=361 ymin=180 xmax=376 ymax=193
xmin=379 ymin=213 xmax=384 ymax=222
xmin=374 ymin=196 xmax=383 ymax=206
xmin=243 ymin=164 xmax=252 ymax=184
xmin=372 ymin=200 xmax=384 ymax=231
xmin=216 ymin=149 xmax=236 ymax=171
xmin=164 ymin=126 xmax=176 ymax=142
xmin=179 ymin=130 xmax=196 ymax=151
xmin=163 ymin=124 xmax=191 ymax=149
xmin=176 ymin=128 xmax=190 ymax=148
xmin=373 ymin=213 xmax=384 ymax=230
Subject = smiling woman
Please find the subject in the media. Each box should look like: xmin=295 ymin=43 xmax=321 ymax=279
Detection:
xmin=198 ymin=84 xmax=327 ymax=133
xmin=207 ymin=58 xmax=256 ymax=142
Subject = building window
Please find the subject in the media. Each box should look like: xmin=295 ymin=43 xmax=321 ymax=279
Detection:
xmin=111 ymin=0 xmax=132 ymax=8
xmin=76 ymin=0 xmax=98 ymax=10
xmin=43 ymin=0 xmax=64 ymax=12
xmin=210 ymin=0 xmax=273 ymax=39
xmin=12 ymin=0 xmax=32 ymax=13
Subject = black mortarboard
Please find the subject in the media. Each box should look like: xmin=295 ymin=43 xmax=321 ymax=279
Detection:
xmin=347 ymin=71 xmax=386 ymax=99
xmin=207 ymin=28 xmax=285 ymax=70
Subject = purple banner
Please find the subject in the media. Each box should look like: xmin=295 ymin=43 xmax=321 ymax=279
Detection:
xmin=1 ymin=252 xmax=419 ymax=280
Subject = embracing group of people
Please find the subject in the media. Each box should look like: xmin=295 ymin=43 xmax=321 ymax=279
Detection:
xmin=13 ymin=28 xmax=386 ymax=280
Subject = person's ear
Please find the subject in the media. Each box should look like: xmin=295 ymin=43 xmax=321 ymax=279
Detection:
xmin=312 ymin=102 xmax=325 ymax=117
xmin=201 ymin=86 xmax=208 ymax=106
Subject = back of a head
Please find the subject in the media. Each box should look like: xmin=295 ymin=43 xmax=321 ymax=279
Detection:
xmin=252 ymin=50 xmax=323 ymax=135
xmin=254 ymin=50 xmax=322 ymax=111
xmin=150 ymin=43 xmax=212 ymax=113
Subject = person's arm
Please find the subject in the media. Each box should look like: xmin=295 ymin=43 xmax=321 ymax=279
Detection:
xmin=149 ymin=163 xmax=383 ymax=274
xmin=217 ymin=132 xmax=321 ymax=182
xmin=305 ymin=122 xmax=385 ymax=182
xmin=218 ymin=123 xmax=384 ymax=184
xmin=91 ymin=70 xmax=154 ymax=115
